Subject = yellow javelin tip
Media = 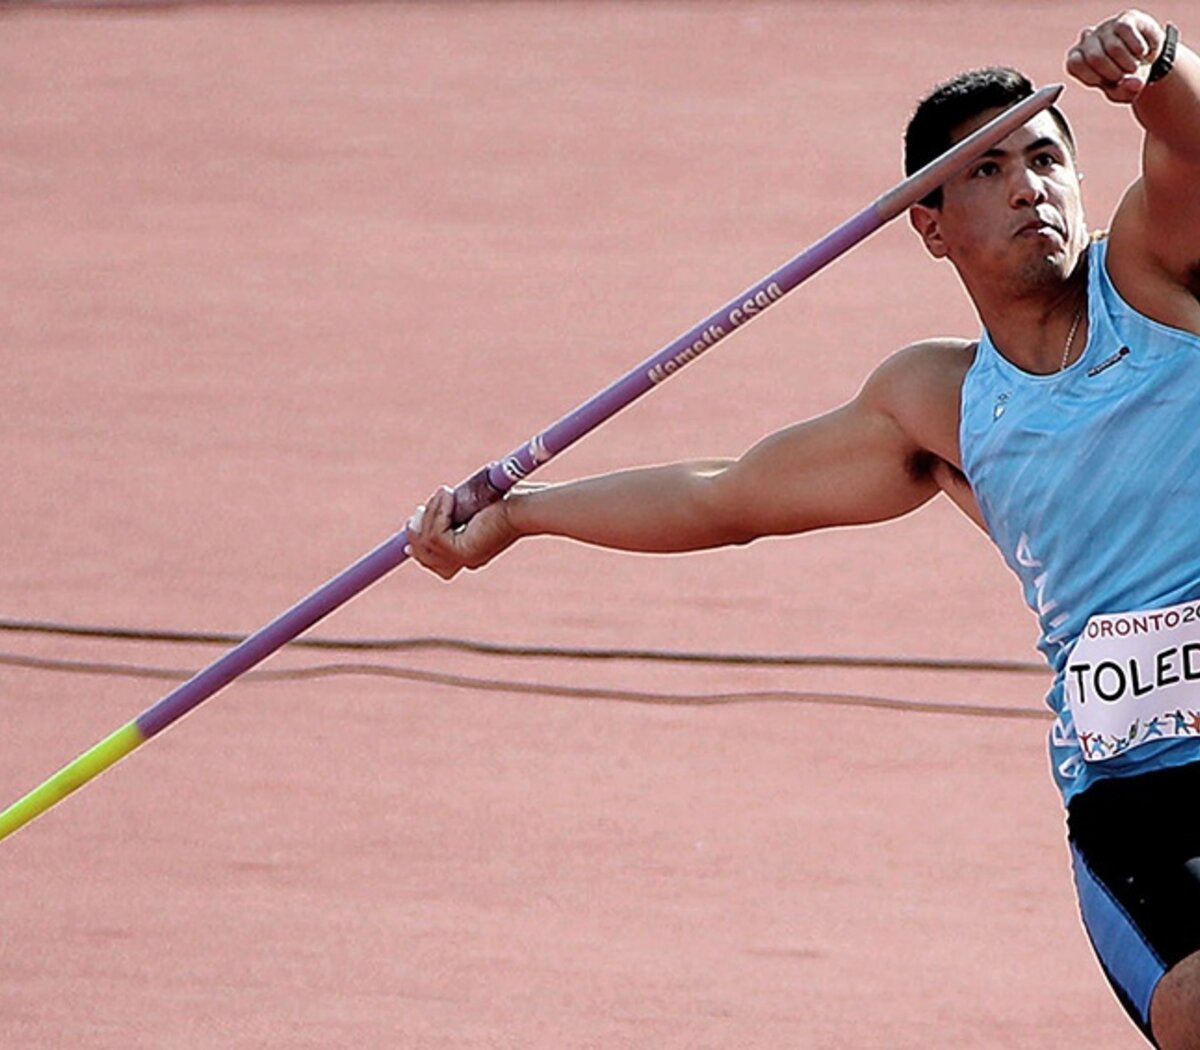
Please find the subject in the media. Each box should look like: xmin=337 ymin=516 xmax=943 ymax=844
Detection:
xmin=0 ymin=721 xmax=145 ymax=842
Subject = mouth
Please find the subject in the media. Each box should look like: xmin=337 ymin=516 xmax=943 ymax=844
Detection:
xmin=1015 ymin=218 xmax=1065 ymax=239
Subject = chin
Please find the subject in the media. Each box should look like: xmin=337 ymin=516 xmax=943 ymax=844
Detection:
xmin=1014 ymin=242 xmax=1082 ymax=292
xmin=1013 ymin=260 xmax=1067 ymax=293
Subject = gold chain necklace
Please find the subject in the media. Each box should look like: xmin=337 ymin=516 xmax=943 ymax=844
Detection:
xmin=1060 ymin=302 xmax=1084 ymax=371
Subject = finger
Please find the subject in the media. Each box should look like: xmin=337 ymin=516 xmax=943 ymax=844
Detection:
xmin=1110 ymin=73 xmax=1148 ymax=103
xmin=420 ymin=518 xmax=463 ymax=577
xmin=410 ymin=546 xmax=457 ymax=579
xmin=1067 ymin=45 xmax=1107 ymax=88
xmin=425 ymin=484 xmax=455 ymax=536
xmin=1079 ymin=31 xmax=1132 ymax=83
xmin=404 ymin=530 xmax=459 ymax=578
xmin=406 ymin=503 xmax=427 ymax=535
xmin=419 ymin=550 xmax=459 ymax=580
xmin=1112 ymin=19 xmax=1154 ymax=63
xmin=1097 ymin=26 xmax=1145 ymax=75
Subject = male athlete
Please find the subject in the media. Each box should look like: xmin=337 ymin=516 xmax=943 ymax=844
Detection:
xmin=408 ymin=11 xmax=1200 ymax=1047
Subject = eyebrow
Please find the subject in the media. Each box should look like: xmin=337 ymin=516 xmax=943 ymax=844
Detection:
xmin=974 ymin=136 xmax=1063 ymax=161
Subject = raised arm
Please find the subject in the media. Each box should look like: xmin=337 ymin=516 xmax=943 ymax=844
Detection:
xmin=1071 ymin=11 xmax=1200 ymax=294
xmin=405 ymin=344 xmax=967 ymax=580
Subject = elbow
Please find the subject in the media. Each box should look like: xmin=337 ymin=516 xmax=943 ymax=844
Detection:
xmin=690 ymin=470 xmax=775 ymax=548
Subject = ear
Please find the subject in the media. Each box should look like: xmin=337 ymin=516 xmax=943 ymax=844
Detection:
xmin=909 ymin=204 xmax=948 ymax=259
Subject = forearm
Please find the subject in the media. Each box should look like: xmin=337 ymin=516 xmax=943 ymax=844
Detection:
xmin=408 ymin=368 xmax=943 ymax=580
xmin=505 ymin=460 xmax=751 ymax=553
xmin=1135 ymin=32 xmax=1200 ymax=161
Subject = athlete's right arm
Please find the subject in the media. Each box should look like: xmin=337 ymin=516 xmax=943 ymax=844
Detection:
xmin=406 ymin=348 xmax=953 ymax=580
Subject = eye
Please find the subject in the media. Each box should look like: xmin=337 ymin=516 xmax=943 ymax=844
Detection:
xmin=1033 ymin=151 xmax=1058 ymax=169
xmin=972 ymin=160 xmax=1000 ymax=178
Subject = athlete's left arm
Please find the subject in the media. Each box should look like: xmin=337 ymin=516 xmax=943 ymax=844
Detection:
xmin=1068 ymin=11 xmax=1200 ymax=281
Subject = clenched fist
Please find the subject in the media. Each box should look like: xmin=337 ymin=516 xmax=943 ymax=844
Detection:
xmin=405 ymin=484 xmax=522 ymax=580
xmin=1067 ymin=10 xmax=1171 ymax=103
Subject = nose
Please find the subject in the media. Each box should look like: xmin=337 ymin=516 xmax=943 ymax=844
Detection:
xmin=1008 ymin=164 xmax=1046 ymax=209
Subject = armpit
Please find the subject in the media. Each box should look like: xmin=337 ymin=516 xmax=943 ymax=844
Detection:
xmin=907 ymin=449 xmax=938 ymax=483
xmin=919 ymin=453 xmax=988 ymax=531
xmin=908 ymin=449 xmax=963 ymax=485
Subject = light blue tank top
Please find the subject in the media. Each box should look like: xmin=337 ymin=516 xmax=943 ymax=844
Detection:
xmin=960 ymin=237 xmax=1200 ymax=803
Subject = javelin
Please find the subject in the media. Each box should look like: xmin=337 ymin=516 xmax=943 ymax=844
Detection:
xmin=0 ymin=83 xmax=1063 ymax=842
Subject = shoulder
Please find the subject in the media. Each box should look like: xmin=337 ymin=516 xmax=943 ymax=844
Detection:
xmin=860 ymin=338 xmax=977 ymax=413
xmin=866 ymin=337 xmax=976 ymax=379
xmin=857 ymin=338 xmax=977 ymax=468
xmin=1108 ymin=185 xmax=1200 ymax=336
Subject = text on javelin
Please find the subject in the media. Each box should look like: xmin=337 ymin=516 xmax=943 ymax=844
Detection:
xmin=647 ymin=282 xmax=783 ymax=384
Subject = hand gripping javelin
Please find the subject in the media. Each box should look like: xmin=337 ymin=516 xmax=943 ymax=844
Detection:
xmin=0 ymin=83 xmax=1063 ymax=842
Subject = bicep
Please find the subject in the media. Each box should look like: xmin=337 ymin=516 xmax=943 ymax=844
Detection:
xmin=700 ymin=396 xmax=940 ymax=542
xmin=1119 ymin=52 xmax=1200 ymax=278
xmin=1137 ymin=140 xmax=1200 ymax=272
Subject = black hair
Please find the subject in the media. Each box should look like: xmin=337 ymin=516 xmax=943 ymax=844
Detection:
xmin=904 ymin=67 xmax=1076 ymax=208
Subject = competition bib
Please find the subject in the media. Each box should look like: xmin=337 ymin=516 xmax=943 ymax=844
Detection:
xmin=1065 ymin=598 xmax=1200 ymax=761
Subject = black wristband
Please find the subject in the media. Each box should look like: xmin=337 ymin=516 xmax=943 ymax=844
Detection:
xmin=1148 ymin=23 xmax=1179 ymax=83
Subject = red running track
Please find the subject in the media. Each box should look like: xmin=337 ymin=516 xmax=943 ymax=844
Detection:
xmin=0 ymin=3 xmax=1155 ymax=1046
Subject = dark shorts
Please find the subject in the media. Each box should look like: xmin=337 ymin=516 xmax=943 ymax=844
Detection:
xmin=1067 ymin=761 xmax=1200 ymax=1045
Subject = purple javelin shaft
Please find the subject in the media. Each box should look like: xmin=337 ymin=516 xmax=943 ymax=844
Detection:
xmin=134 ymin=83 xmax=1061 ymax=741
xmin=137 ymin=536 xmax=405 ymax=736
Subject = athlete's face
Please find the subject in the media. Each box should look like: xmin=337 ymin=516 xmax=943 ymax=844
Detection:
xmin=910 ymin=110 xmax=1088 ymax=296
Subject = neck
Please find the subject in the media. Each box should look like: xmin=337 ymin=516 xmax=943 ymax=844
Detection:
xmin=969 ymin=250 xmax=1090 ymax=374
